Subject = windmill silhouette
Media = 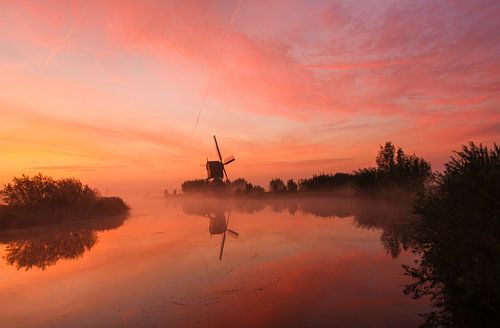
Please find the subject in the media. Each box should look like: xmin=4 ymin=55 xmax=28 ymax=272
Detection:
xmin=206 ymin=135 xmax=235 ymax=183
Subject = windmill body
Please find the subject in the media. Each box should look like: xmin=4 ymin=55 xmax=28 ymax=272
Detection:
xmin=206 ymin=161 xmax=224 ymax=180
xmin=204 ymin=135 xmax=235 ymax=191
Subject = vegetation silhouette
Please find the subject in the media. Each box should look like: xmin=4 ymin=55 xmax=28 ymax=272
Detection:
xmin=269 ymin=178 xmax=286 ymax=192
xmin=177 ymin=141 xmax=499 ymax=326
xmin=0 ymin=213 xmax=128 ymax=270
xmin=403 ymin=142 xmax=500 ymax=327
xmin=299 ymin=172 xmax=353 ymax=192
xmin=179 ymin=142 xmax=431 ymax=197
xmin=0 ymin=174 xmax=129 ymax=229
xmin=286 ymin=179 xmax=298 ymax=192
xmin=181 ymin=177 xmax=265 ymax=196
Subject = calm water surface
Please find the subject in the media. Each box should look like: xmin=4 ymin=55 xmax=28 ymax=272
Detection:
xmin=0 ymin=197 xmax=429 ymax=327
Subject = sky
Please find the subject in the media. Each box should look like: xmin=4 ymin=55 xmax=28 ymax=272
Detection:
xmin=1 ymin=0 xmax=499 ymax=195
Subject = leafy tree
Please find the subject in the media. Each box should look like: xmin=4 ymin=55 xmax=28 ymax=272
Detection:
xmin=269 ymin=178 xmax=286 ymax=192
xmin=286 ymin=179 xmax=298 ymax=192
xmin=1 ymin=174 xmax=97 ymax=207
xmin=374 ymin=142 xmax=432 ymax=191
xmin=376 ymin=142 xmax=396 ymax=172
xmin=404 ymin=142 xmax=500 ymax=327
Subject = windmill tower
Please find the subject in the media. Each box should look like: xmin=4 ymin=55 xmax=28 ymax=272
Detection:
xmin=205 ymin=135 xmax=235 ymax=189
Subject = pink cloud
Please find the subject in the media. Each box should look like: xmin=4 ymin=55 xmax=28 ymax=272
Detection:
xmin=0 ymin=0 xmax=499 ymax=186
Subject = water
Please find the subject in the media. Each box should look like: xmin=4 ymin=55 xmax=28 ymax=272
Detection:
xmin=0 ymin=197 xmax=429 ymax=327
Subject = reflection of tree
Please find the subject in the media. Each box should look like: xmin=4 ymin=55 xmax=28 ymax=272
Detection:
xmin=181 ymin=197 xmax=417 ymax=258
xmin=0 ymin=214 xmax=127 ymax=270
xmin=353 ymin=200 xmax=417 ymax=258
xmin=4 ymin=230 xmax=97 ymax=270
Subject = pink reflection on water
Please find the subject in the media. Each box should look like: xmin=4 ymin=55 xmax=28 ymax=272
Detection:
xmin=0 ymin=197 xmax=429 ymax=327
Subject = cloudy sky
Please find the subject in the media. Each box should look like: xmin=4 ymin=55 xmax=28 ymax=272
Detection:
xmin=1 ymin=0 xmax=499 ymax=193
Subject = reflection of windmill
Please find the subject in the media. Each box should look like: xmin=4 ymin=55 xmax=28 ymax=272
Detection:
xmin=206 ymin=209 xmax=239 ymax=260
xmin=206 ymin=135 xmax=235 ymax=186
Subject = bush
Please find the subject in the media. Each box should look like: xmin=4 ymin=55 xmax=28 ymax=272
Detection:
xmin=405 ymin=142 xmax=500 ymax=327
xmin=352 ymin=168 xmax=380 ymax=193
xmin=1 ymin=174 xmax=97 ymax=208
xmin=269 ymin=178 xmax=286 ymax=192
xmin=181 ymin=179 xmax=206 ymax=194
xmin=299 ymin=173 xmax=353 ymax=192
xmin=287 ymin=179 xmax=298 ymax=192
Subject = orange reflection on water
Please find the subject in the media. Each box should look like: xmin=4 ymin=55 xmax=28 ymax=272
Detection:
xmin=0 ymin=197 xmax=429 ymax=327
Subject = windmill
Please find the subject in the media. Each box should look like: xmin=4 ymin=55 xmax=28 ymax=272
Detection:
xmin=205 ymin=135 xmax=235 ymax=185
xmin=207 ymin=209 xmax=239 ymax=260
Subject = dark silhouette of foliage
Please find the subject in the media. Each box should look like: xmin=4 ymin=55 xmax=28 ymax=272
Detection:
xmin=352 ymin=168 xmax=380 ymax=193
xmin=286 ymin=179 xmax=298 ymax=192
xmin=0 ymin=175 xmax=128 ymax=229
xmin=375 ymin=142 xmax=432 ymax=191
xmin=1 ymin=174 xmax=97 ymax=208
xmin=269 ymin=178 xmax=286 ymax=192
xmin=230 ymin=178 xmax=265 ymax=195
xmin=230 ymin=178 xmax=250 ymax=194
xmin=299 ymin=173 xmax=353 ymax=192
xmin=404 ymin=142 xmax=500 ymax=327
xmin=250 ymin=185 xmax=265 ymax=194
xmin=181 ymin=179 xmax=206 ymax=194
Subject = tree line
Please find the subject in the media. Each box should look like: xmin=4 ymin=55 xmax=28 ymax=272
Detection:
xmin=181 ymin=141 xmax=432 ymax=195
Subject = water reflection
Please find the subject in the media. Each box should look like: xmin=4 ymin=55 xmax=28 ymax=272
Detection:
xmin=1 ymin=197 xmax=429 ymax=327
xmin=181 ymin=197 xmax=417 ymax=259
xmin=183 ymin=203 xmax=239 ymax=260
xmin=0 ymin=214 xmax=127 ymax=270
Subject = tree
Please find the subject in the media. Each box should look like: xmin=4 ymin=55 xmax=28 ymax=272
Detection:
xmin=286 ymin=179 xmax=298 ymax=192
xmin=376 ymin=142 xmax=396 ymax=173
xmin=0 ymin=174 xmax=97 ymax=207
xmin=269 ymin=178 xmax=286 ymax=192
xmin=374 ymin=142 xmax=432 ymax=191
xmin=405 ymin=142 xmax=500 ymax=327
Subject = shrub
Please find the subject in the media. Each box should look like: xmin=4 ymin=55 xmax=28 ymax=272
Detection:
xmin=1 ymin=174 xmax=98 ymax=208
xmin=181 ymin=179 xmax=206 ymax=194
xmin=287 ymin=179 xmax=298 ymax=192
xmin=299 ymin=173 xmax=353 ymax=191
xmin=269 ymin=178 xmax=286 ymax=192
xmin=405 ymin=142 xmax=500 ymax=326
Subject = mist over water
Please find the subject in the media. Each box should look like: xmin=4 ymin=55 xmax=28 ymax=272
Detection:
xmin=0 ymin=196 xmax=429 ymax=327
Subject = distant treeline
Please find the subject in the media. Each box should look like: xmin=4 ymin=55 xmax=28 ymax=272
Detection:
xmin=181 ymin=141 xmax=432 ymax=195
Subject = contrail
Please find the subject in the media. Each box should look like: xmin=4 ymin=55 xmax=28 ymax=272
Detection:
xmin=40 ymin=8 xmax=87 ymax=72
xmin=229 ymin=0 xmax=242 ymax=26
xmin=198 ymin=110 xmax=218 ymax=146
xmin=188 ymin=72 xmax=214 ymax=146
xmin=188 ymin=0 xmax=242 ymax=147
